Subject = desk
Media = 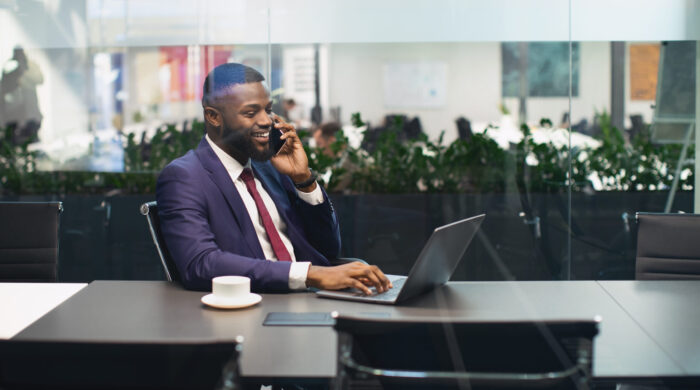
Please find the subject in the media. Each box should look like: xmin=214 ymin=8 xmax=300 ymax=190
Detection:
xmin=0 ymin=283 xmax=86 ymax=339
xmin=12 ymin=280 xmax=696 ymax=383
xmin=599 ymin=280 xmax=700 ymax=376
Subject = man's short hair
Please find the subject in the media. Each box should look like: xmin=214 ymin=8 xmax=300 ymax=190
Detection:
xmin=317 ymin=122 xmax=341 ymax=140
xmin=202 ymin=63 xmax=265 ymax=106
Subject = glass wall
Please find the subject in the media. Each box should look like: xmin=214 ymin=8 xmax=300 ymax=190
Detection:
xmin=1 ymin=0 xmax=698 ymax=282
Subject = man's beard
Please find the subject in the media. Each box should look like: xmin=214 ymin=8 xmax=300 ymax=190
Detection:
xmin=221 ymin=124 xmax=274 ymax=162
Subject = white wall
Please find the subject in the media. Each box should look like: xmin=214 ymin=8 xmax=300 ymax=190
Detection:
xmin=329 ymin=42 xmax=501 ymax=144
xmin=8 ymin=0 xmax=697 ymax=48
xmin=328 ymin=42 xmax=612 ymax=143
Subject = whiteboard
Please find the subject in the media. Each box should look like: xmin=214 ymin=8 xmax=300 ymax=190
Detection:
xmin=383 ymin=62 xmax=447 ymax=108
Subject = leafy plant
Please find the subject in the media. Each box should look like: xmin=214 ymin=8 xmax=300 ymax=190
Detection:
xmin=515 ymin=123 xmax=590 ymax=193
xmin=125 ymin=120 xmax=204 ymax=172
xmin=586 ymin=111 xmax=693 ymax=191
xmin=0 ymin=126 xmax=40 ymax=194
xmin=1 ymin=111 xmax=695 ymax=196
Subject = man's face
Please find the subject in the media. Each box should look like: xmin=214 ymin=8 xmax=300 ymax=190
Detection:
xmin=209 ymin=82 xmax=275 ymax=162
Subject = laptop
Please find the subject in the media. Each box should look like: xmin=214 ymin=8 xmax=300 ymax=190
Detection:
xmin=316 ymin=214 xmax=485 ymax=305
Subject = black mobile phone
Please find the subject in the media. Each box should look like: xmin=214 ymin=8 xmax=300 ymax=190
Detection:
xmin=269 ymin=125 xmax=285 ymax=155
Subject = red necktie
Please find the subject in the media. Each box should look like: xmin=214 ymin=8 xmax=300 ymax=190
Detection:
xmin=239 ymin=168 xmax=292 ymax=261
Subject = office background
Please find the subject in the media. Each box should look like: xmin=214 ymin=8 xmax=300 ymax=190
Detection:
xmin=1 ymin=0 xmax=699 ymax=283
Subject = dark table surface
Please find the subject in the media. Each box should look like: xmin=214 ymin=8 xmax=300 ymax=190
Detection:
xmin=13 ymin=280 xmax=698 ymax=381
xmin=598 ymin=280 xmax=700 ymax=376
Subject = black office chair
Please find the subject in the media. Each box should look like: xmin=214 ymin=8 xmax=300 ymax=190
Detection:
xmin=635 ymin=212 xmax=700 ymax=279
xmin=0 ymin=338 xmax=243 ymax=389
xmin=140 ymin=201 xmax=181 ymax=282
xmin=0 ymin=201 xmax=63 ymax=282
xmin=455 ymin=117 xmax=473 ymax=141
xmin=141 ymin=201 xmax=365 ymax=283
xmin=333 ymin=314 xmax=599 ymax=390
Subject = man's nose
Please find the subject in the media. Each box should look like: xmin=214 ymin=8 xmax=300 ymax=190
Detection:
xmin=258 ymin=113 xmax=273 ymax=128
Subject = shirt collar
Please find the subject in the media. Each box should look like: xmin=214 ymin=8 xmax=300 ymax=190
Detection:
xmin=205 ymin=134 xmax=251 ymax=180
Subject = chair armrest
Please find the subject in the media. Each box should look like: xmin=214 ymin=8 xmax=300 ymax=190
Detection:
xmin=329 ymin=257 xmax=368 ymax=266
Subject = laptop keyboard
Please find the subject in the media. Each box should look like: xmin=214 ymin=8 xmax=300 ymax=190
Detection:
xmin=367 ymin=277 xmax=406 ymax=301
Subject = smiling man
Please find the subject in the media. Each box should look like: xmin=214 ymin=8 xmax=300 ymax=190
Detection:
xmin=156 ymin=63 xmax=391 ymax=294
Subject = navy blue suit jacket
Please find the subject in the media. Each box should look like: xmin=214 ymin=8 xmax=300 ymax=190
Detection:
xmin=156 ymin=137 xmax=340 ymax=292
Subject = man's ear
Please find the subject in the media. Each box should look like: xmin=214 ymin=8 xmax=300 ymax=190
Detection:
xmin=204 ymin=107 xmax=222 ymax=127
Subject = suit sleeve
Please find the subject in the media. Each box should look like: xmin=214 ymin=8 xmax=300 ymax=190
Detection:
xmin=156 ymin=163 xmax=292 ymax=292
xmin=289 ymin=181 xmax=342 ymax=261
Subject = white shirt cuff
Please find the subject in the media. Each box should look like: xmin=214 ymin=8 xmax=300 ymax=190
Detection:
xmin=296 ymin=183 xmax=324 ymax=205
xmin=288 ymin=261 xmax=311 ymax=290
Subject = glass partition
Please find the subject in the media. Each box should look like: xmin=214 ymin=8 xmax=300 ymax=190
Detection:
xmin=1 ymin=0 xmax=698 ymax=282
xmin=569 ymin=0 xmax=700 ymax=279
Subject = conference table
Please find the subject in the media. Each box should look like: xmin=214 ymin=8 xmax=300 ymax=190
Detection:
xmin=4 ymin=280 xmax=700 ymax=386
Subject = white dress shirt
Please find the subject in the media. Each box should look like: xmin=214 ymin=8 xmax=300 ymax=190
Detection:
xmin=206 ymin=135 xmax=324 ymax=290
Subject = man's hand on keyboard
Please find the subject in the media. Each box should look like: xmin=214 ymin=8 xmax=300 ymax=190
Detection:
xmin=306 ymin=262 xmax=393 ymax=295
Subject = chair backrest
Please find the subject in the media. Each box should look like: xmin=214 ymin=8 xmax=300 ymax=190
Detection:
xmin=0 ymin=338 xmax=243 ymax=389
xmin=456 ymin=117 xmax=473 ymax=141
xmin=0 ymin=201 xmax=62 ymax=282
xmin=333 ymin=314 xmax=599 ymax=390
xmin=636 ymin=212 xmax=700 ymax=280
xmin=140 ymin=201 xmax=181 ymax=282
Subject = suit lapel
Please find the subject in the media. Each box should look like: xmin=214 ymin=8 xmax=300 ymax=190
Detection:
xmin=195 ymin=138 xmax=264 ymax=258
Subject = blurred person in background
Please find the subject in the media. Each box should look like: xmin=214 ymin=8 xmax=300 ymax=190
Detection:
xmin=282 ymin=98 xmax=310 ymax=129
xmin=1 ymin=47 xmax=44 ymax=145
xmin=313 ymin=122 xmax=340 ymax=158
xmin=312 ymin=122 xmax=357 ymax=193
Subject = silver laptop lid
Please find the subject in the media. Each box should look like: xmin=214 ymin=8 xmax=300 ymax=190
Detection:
xmin=394 ymin=214 xmax=485 ymax=302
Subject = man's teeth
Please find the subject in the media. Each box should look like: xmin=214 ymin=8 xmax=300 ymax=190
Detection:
xmin=252 ymin=132 xmax=269 ymax=138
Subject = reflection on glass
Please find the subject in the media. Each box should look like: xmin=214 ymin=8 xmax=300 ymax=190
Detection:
xmin=570 ymin=40 xmax=697 ymax=280
xmin=0 ymin=0 xmax=696 ymax=285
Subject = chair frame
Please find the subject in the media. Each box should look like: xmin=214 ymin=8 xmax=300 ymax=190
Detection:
xmin=333 ymin=315 xmax=599 ymax=390
xmin=140 ymin=201 xmax=178 ymax=282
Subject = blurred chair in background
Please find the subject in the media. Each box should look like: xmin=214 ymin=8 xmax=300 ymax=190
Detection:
xmin=635 ymin=212 xmax=700 ymax=280
xmin=628 ymin=114 xmax=646 ymax=141
xmin=455 ymin=117 xmax=473 ymax=141
xmin=0 ymin=201 xmax=62 ymax=282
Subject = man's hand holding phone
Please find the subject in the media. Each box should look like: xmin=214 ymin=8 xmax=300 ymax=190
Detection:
xmin=269 ymin=114 xmax=316 ymax=192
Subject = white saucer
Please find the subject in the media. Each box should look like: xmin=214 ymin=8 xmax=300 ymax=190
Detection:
xmin=201 ymin=293 xmax=262 ymax=309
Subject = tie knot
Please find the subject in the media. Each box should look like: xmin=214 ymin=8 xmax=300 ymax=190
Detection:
xmin=240 ymin=168 xmax=254 ymax=183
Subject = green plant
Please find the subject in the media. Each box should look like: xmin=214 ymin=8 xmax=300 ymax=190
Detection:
xmin=125 ymin=120 xmax=204 ymax=172
xmin=0 ymin=126 xmax=40 ymax=194
xmin=2 ymin=111 xmax=695 ymax=196
xmin=342 ymin=113 xmax=507 ymax=194
xmin=515 ymin=123 xmax=590 ymax=193
xmin=347 ymin=115 xmax=439 ymax=193
xmin=586 ymin=111 xmax=693 ymax=191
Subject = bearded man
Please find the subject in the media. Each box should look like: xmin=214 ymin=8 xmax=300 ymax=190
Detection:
xmin=156 ymin=63 xmax=390 ymax=294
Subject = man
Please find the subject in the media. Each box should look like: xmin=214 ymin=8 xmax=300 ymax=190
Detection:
xmin=156 ymin=63 xmax=391 ymax=294
xmin=1 ymin=47 xmax=43 ymax=145
xmin=312 ymin=122 xmax=340 ymax=158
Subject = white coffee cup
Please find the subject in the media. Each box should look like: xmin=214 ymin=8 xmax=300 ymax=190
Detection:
xmin=212 ymin=276 xmax=251 ymax=302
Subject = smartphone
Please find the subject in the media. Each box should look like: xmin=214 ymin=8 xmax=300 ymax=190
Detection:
xmin=269 ymin=123 xmax=286 ymax=156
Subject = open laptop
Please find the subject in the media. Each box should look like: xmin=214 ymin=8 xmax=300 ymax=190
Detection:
xmin=316 ymin=214 xmax=485 ymax=305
